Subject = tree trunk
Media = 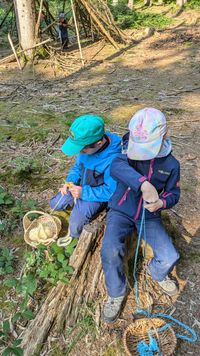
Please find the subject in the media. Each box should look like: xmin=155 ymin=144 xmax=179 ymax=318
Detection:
xmin=13 ymin=0 xmax=36 ymax=57
xmin=176 ymin=0 xmax=187 ymax=6
xmin=144 ymin=0 xmax=151 ymax=6
xmin=112 ymin=0 xmax=118 ymax=6
xmin=127 ymin=0 xmax=134 ymax=10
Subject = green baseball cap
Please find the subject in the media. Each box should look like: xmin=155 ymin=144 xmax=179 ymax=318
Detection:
xmin=61 ymin=114 xmax=105 ymax=156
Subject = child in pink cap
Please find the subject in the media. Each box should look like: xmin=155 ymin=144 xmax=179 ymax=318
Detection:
xmin=101 ymin=108 xmax=181 ymax=323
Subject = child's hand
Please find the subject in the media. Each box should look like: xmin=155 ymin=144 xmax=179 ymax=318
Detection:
xmin=141 ymin=181 xmax=159 ymax=203
xmin=69 ymin=184 xmax=82 ymax=199
xmin=59 ymin=184 xmax=69 ymax=196
xmin=59 ymin=182 xmax=73 ymax=196
xmin=144 ymin=199 xmax=163 ymax=212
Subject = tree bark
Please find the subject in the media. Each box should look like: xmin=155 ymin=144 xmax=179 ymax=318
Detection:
xmin=144 ymin=0 xmax=151 ymax=6
xmin=127 ymin=0 xmax=134 ymax=10
xmin=13 ymin=0 xmax=36 ymax=57
xmin=176 ymin=0 xmax=187 ymax=7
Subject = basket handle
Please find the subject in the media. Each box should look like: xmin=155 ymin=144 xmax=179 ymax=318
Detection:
xmin=23 ymin=211 xmax=47 ymax=232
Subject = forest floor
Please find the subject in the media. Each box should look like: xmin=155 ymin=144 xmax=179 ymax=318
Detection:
xmin=0 ymin=5 xmax=200 ymax=356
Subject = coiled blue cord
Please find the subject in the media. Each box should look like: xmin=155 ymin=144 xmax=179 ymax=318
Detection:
xmin=132 ymin=204 xmax=197 ymax=356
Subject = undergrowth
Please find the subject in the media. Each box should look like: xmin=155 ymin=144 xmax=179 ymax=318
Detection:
xmin=0 ymin=187 xmax=38 ymax=236
xmin=109 ymin=2 xmax=172 ymax=29
xmin=0 ymin=240 xmax=78 ymax=356
xmin=185 ymin=0 xmax=200 ymax=9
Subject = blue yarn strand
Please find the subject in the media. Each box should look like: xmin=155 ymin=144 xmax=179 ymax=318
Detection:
xmin=133 ymin=203 xmax=145 ymax=311
xmin=133 ymin=204 xmax=198 ymax=347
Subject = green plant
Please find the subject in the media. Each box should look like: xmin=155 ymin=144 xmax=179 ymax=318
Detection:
xmin=121 ymin=11 xmax=172 ymax=29
xmin=108 ymin=1 xmax=172 ymax=29
xmin=0 ymin=187 xmax=38 ymax=236
xmin=1 ymin=235 xmax=78 ymax=354
xmin=185 ymin=0 xmax=200 ymax=9
xmin=0 ymin=248 xmax=14 ymax=276
xmin=25 ymin=241 xmax=77 ymax=285
xmin=9 ymin=199 xmax=38 ymax=219
xmin=0 ymin=320 xmax=23 ymax=356
xmin=0 ymin=188 xmax=15 ymax=206
xmin=12 ymin=157 xmax=42 ymax=178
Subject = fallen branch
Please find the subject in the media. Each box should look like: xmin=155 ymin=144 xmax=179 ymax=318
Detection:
xmin=0 ymin=38 xmax=51 ymax=65
xmin=7 ymin=33 xmax=22 ymax=70
xmin=167 ymin=86 xmax=200 ymax=96
xmin=41 ymin=21 xmax=56 ymax=34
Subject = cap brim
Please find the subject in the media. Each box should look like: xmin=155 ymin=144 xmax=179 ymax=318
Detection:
xmin=61 ymin=137 xmax=85 ymax=156
xmin=127 ymin=137 xmax=162 ymax=160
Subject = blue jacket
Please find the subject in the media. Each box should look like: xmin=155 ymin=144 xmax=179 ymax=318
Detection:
xmin=66 ymin=132 xmax=121 ymax=202
xmin=108 ymin=153 xmax=180 ymax=220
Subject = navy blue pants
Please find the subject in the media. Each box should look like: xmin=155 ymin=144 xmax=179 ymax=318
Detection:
xmin=50 ymin=192 xmax=105 ymax=238
xmin=101 ymin=210 xmax=180 ymax=298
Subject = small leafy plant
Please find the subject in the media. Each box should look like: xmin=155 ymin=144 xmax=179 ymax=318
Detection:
xmin=12 ymin=157 xmax=42 ymax=179
xmin=0 ymin=189 xmax=15 ymax=206
xmin=0 ymin=248 xmax=14 ymax=276
xmin=1 ymin=227 xmax=77 ymax=355
xmin=0 ymin=320 xmax=23 ymax=356
xmin=25 ymin=241 xmax=77 ymax=285
xmin=0 ymin=186 xmax=38 ymax=236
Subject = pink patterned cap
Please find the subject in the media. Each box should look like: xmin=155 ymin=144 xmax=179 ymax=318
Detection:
xmin=127 ymin=108 xmax=167 ymax=160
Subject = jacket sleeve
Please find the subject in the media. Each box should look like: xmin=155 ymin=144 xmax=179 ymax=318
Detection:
xmin=160 ymin=162 xmax=180 ymax=209
xmin=81 ymin=166 xmax=117 ymax=202
xmin=110 ymin=156 xmax=147 ymax=192
xmin=66 ymin=156 xmax=81 ymax=185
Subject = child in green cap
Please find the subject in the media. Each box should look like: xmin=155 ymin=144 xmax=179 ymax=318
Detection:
xmin=50 ymin=114 xmax=121 ymax=245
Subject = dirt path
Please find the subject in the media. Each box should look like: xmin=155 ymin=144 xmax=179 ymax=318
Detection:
xmin=0 ymin=10 xmax=200 ymax=355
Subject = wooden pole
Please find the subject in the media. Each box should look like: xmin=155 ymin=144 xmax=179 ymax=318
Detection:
xmin=7 ymin=33 xmax=22 ymax=70
xmin=35 ymin=0 xmax=44 ymax=40
xmin=70 ymin=0 xmax=84 ymax=67
xmin=79 ymin=0 xmax=119 ymax=49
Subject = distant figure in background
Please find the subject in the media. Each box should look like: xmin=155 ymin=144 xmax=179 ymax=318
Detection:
xmin=58 ymin=12 xmax=69 ymax=50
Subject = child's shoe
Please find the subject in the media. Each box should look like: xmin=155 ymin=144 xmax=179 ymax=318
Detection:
xmin=157 ymin=276 xmax=178 ymax=296
xmin=102 ymin=295 xmax=125 ymax=323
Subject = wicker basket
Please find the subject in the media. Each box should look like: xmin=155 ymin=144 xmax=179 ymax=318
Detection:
xmin=23 ymin=210 xmax=62 ymax=247
xmin=123 ymin=318 xmax=177 ymax=356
